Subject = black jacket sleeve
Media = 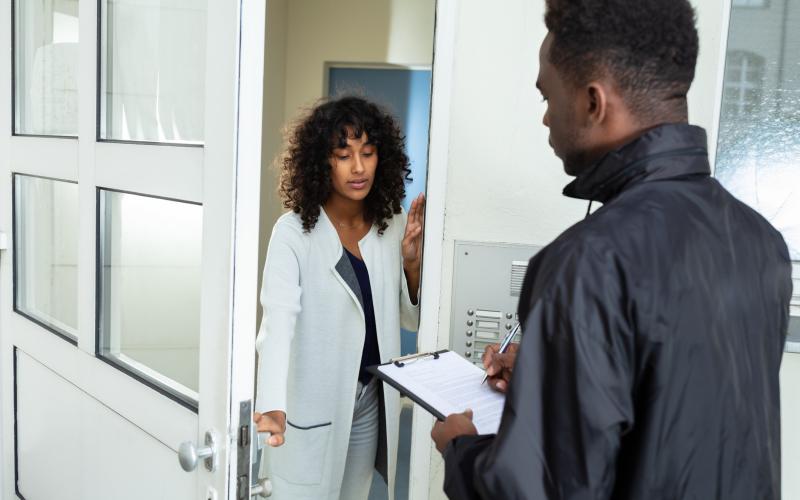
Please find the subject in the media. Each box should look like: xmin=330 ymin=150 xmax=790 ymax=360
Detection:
xmin=443 ymin=243 xmax=636 ymax=499
xmin=443 ymin=434 xmax=496 ymax=499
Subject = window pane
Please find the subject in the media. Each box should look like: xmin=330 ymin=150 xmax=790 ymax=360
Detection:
xmin=716 ymin=2 xmax=800 ymax=268
xmin=98 ymin=190 xmax=202 ymax=407
xmin=14 ymin=0 xmax=79 ymax=136
xmin=14 ymin=175 xmax=79 ymax=340
xmin=99 ymin=0 xmax=206 ymax=144
xmin=792 ymin=262 xmax=800 ymax=317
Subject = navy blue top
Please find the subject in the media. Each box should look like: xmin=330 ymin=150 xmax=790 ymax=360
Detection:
xmin=345 ymin=248 xmax=380 ymax=384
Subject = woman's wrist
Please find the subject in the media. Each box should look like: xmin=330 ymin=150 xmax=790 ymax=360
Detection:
xmin=403 ymin=260 xmax=421 ymax=277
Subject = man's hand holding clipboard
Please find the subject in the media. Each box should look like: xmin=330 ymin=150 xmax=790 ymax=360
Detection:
xmin=431 ymin=324 xmax=521 ymax=453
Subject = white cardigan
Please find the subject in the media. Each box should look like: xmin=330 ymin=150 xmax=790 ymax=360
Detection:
xmin=255 ymin=208 xmax=419 ymax=500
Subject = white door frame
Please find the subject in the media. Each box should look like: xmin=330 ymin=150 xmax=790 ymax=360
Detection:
xmin=408 ymin=0 xmax=458 ymax=498
xmin=228 ymin=0 xmax=267 ymax=497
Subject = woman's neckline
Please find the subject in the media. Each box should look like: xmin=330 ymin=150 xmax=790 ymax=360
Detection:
xmin=343 ymin=246 xmax=364 ymax=262
xmin=320 ymin=206 xmax=374 ymax=244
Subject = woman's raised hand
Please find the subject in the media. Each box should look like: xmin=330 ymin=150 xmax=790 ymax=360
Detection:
xmin=402 ymin=193 xmax=426 ymax=272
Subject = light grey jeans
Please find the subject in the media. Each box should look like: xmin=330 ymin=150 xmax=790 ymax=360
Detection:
xmin=339 ymin=378 xmax=381 ymax=499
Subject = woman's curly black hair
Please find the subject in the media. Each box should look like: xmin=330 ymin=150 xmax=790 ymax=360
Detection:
xmin=278 ymin=95 xmax=411 ymax=235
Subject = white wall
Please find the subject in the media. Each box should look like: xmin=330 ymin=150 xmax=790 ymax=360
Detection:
xmin=257 ymin=0 xmax=290 ymax=323
xmin=425 ymin=0 xmax=799 ymax=497
xmin=782 ymin=355 xmax=800 ymax=497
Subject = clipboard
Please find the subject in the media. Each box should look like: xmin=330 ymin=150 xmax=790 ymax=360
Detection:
xmin=367 ymin=350 xmax=450 ymax=420
xmin=368 ymin=350 xmax=505 ymax=434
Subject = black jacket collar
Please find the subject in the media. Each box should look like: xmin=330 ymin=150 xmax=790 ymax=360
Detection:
xmin=563 ymin=123 xmax=711 ymax=204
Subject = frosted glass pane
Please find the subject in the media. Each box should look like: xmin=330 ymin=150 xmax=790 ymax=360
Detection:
xmin=14 ymin=175 xmax=79 ymax=340
xmin=98 ymin=190 xmax=202 ymax=407
xmin=100 ymin=0 xmax=206 ymax=144
xmin=792 ymin=262 xmax=800 ymax=317
xmin=716 ymin=1 xmax=800 ymax=263
xmin=14 ymin=0 xmax=79 ymax=136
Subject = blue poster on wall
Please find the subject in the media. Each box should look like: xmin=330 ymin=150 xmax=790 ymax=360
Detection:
xmin=328 ymin=66 xmax=432 ymax=355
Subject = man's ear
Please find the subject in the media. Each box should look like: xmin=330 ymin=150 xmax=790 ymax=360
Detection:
xmin=585 ymin=81 xmax=609 ymax=126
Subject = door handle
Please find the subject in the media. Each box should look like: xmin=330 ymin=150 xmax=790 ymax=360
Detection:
xmin=178 ymin=431 xmax=217 ymax=472
xmin=250 ymin=478 xmax=272 ymax=497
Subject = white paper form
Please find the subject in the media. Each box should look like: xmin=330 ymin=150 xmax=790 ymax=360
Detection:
xmin=377 ymin=351 xmax=505 ymax=434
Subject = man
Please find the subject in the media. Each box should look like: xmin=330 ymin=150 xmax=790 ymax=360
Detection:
xmin=431 ymin=0 xmax=793 ymax=498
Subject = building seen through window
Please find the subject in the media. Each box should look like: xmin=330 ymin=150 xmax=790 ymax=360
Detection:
xmin=717 ymin=0 xmax=800 ymax=320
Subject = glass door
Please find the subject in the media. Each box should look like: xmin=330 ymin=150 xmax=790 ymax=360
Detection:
xmin=0 ymin=0 xmax=265 ymax=498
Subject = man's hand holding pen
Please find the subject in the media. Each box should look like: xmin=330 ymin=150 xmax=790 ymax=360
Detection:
xmin=482 ymin=342 xmax=519 ymax=394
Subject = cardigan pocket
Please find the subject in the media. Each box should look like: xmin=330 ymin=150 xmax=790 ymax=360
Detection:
xmin=272 ymin=420 xmax=332 ymax=485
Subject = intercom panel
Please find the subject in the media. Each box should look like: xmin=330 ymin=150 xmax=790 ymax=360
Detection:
xmin=450 ymin=241 xmax=542 ymax=366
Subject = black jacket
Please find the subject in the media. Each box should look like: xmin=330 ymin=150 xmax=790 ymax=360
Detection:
xmin=443 ymin=124 xmax=793 ymax=500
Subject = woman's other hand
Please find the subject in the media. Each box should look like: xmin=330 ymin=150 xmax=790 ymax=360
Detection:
xmin=253 ymin=410 xmax=287 ymax=447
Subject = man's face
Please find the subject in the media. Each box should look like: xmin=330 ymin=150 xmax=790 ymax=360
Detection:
xmin=537 ymin=33 xmax=593 ymax=176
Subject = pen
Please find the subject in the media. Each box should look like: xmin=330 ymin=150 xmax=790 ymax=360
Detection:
xmin=481 ymin=322 xmax=521 ymax=384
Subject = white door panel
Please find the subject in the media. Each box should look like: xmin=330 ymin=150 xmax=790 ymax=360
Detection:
xmin=93 ymin=143 xmax=204 ymax=203
xmin=16 ymin=349 xmax=196 ymax=500
xmin=9 ymin=137 xmax=78 ymax=180
xmin=15 ymin=349 xmax=83 ymax=500
xmin=10 ymin=317 xmax=197 ymax=450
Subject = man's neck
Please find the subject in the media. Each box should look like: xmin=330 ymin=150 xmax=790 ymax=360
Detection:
xmin=598 ymin=114 xmax=690 ymax=163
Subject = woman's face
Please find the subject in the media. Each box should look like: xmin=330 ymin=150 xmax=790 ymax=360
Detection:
xmin=328 ymin=132 xmax=378 ymax=203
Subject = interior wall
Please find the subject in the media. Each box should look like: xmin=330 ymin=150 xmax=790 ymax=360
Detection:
xmin=282 ymin=0 xmax=435 ymax=120
xmin=258 ymin=0 xmax=289 ymax=323
xmin=257 ymin=0 xmax=436 ymax=320
xmin=426 ymin=0 xmax=799 ymax=498
xmin=782 ymin=356 xmax=800 ymax=496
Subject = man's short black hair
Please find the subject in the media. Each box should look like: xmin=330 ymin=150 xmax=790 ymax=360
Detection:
xmin=545 ymin=0 xmax=699 ymax=120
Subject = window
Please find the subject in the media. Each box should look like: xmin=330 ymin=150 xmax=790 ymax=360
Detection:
xmin=97 ymin=190 xmax=202 ymax=409
xmin=733 ymin=0 xmax=768 ymax=7
xmin=721 ymin=51 xmax=765 ymax=118
xmin=99 ymin=0 xmax=207 ymax=144
xmin=792 ymin=263 xmax=800 ymax=318
xmin=13 ymin=175 xmax=79 ymax=342
xmin=13 ymin=0 xmax=80 ymax=136
xmin=717 ymin=0 xmax=800 ymax=343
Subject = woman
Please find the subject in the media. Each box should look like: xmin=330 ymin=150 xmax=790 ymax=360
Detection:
xmin=253 ymin=96 xmax=423 ymax=499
